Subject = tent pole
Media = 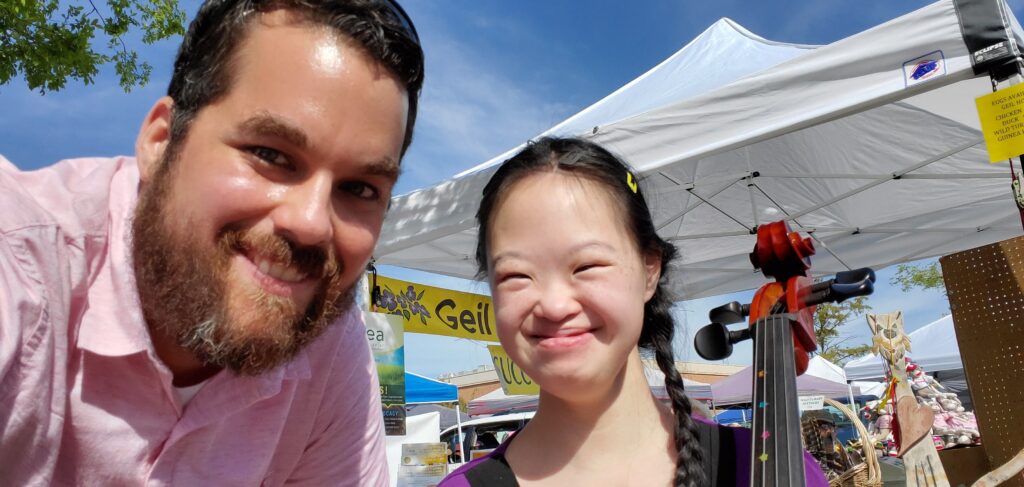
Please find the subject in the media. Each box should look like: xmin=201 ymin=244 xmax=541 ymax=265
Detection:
xmin=455 ymin=405 xmax=464 ymax=467
xmin=847 ymin=380 xmax=856 ymax=409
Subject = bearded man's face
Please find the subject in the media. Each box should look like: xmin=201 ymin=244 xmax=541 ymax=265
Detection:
xmin=131 ymin=16 xmax=407 ymax=375
xmin=132 ymin=169 xmax=353 ymax=375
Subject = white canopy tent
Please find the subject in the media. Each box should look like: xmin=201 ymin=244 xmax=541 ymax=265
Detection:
xmin=843 ymin=314 xmax=964 ymax=380
xmin=806 ymin=355 xmax=887 ymax=405
xmin=377 ymin=0 xmax=1024 ymax=300
xmin=805 ymin=355 xmax=848 ymax=384
xmin=710 ymin=365 xmax=856 ymax=406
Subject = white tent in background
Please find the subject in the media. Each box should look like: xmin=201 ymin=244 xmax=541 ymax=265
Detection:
xmin=805 ymin=355 xmax=848 ymax=384
xmin=376 ymin=0 xmax=1024 ymax=301
xmin=843 ymin=314 xmax=964 ymax=380
xmin=852 ymin=381 xmax=890 ymax=398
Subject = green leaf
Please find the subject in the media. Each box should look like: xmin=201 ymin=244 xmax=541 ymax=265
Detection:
xmin=402 ymin=309 xmax=411 ymax=320
xmin=0 ymin=0 xmax=186 ymax=93
xmin=813 ymin=295 xmax=874 ymax=366
xmin=889 ymin=261 xmax=945 ymax=294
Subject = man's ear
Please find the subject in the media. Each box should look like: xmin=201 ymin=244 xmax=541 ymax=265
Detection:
xmin=643 ymin=250 xmax=663 ymax=302
xmin=135 ymin=96 xmax=174 ymax=184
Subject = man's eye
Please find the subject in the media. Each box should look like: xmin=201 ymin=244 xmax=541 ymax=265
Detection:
xmin=337 ymin=181 xmax=380 ymax=200
xmin=249 ymin=146 xmax=290 ymax=168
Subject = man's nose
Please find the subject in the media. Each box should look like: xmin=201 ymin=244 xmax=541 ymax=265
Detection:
xmin=533 ymin=280 xmax=582 ymax=322
xmin=274 ymin=173 xmax=334 ymax=247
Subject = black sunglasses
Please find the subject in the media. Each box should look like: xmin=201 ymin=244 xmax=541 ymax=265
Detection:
xmin=382 ymin=0 xmax=420 ymax=45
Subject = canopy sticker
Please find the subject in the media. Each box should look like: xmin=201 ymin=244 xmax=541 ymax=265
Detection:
xmin=903 ymin=50 xmax=945 ymax=88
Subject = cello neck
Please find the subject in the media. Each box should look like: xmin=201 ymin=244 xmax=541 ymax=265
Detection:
xmin=750 ymin=315 xmax=806 ymax=487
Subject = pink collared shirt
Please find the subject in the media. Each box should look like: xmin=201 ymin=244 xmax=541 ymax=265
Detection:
xmin=0 ymin=156 xmax=388 ymax=486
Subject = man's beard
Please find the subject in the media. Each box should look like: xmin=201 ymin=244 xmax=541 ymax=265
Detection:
xmin=131 ymin=156 xmax=355 ymax=376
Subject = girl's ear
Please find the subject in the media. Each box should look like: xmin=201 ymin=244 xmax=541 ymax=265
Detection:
xmin=643 ymin=250 xmax=662 ymax=302
xmin=135 ymin=96 xmax=175 ymax=184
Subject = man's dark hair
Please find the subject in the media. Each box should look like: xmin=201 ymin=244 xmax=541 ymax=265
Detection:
xmin=167 ymin=0 xmax=424 ymax=158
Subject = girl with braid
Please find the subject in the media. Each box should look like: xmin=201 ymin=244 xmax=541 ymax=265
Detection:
xmin=440 ymin=137 xmax=827 ymax=487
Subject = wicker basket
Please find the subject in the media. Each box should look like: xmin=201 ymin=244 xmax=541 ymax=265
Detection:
xmin=823 ymin=398 xmax=881 ymax=487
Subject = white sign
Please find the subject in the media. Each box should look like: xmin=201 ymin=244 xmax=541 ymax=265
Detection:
xmin=798 ymin=395 xmax=825 ymax=411
xmin=397 ymin=464 xmax=447 ymax=487
xmin=401 ymin=443 xmax=448 ymax=466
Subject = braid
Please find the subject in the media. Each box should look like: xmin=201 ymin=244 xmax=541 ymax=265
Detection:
xmin=643 ymin=240 xmax=706 ymax=487
xmin=651 ymin=317 xmax=706 ymax=487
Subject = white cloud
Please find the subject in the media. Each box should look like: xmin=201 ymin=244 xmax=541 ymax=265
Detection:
xmin=396 ymin=8 xmax=578 ymax=194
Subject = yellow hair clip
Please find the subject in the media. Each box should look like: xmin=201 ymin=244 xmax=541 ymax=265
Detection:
xmin=626 ymin=171 xmax=638 ymax=193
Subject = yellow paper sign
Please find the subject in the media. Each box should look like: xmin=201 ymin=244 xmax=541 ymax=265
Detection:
xmin=487 ymin=345 xmax=539 ymax=395
xmin=976 ymin=82 xmax=1024 ymax=162
xmin=368 ymin=275 xmax=499 ymax=342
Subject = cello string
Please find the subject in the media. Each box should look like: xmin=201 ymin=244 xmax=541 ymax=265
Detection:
xmin=782 ymin=316 xmax=804 ymax=485
xmin=752 ymin=309 xmax=763 ymax=486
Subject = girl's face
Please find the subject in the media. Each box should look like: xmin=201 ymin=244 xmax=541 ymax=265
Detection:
xmin=486 ymin=171 xmax=661 ymax=399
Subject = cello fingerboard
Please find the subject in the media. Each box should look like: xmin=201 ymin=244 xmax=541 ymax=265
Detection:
xmin=750 ymin=315 xmax=806 ymax=487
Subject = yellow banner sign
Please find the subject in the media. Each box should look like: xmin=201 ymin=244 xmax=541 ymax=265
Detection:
xmin=369 ymin=275 xmax=499 ymax=342
xmin=487 ymin=345 xmax=539 ymax=396
xmin=976 ymin=82 xmax=1024 ymax=162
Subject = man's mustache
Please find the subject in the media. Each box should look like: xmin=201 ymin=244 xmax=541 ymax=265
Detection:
xmin=221 ymin=229 xmax=340 ymax=280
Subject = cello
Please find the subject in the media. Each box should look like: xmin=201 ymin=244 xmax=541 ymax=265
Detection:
xmin=694 ymin=221 xmax=876 ymax=486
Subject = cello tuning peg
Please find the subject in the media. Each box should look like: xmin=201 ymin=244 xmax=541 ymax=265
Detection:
xmin=708 ymin=301 xmax=749 ymax=325
xmin=694 ymin=322 xmax=751 ymax=361
xmin=832 ymin=268 xmax=876 ymax=285
xmin=805 ymin=267 xmax=877 ymax=306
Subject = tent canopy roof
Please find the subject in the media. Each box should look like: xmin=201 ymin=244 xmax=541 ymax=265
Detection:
xmin=377 ymin=0 xmax=1023 ymax=300
xmin=711 ymin=365 xmax=855 ymax=406
xmin=406 ymin=371 xmax=458 ymax=405
xmin=843 ymin=314 xmax=964 ymax=380
xmin=805 ymin=356 xmax=848 ymax=384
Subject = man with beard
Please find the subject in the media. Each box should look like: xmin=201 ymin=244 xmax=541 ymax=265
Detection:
xmin=0 ymin=0 xmax=423 ymax=485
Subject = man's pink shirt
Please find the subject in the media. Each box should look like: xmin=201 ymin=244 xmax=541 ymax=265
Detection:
xmin=0 ymin=156 xmax=389 ymax=485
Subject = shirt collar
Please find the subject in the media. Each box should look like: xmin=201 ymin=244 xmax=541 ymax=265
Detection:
xmin=77 ymin=158 xmax=151 ymax=357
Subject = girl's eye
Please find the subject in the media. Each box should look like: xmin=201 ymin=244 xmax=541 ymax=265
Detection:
xmin=337 ymin=181 xmax=380 ymax=201
xmin=575 ymin=263 xmax=602 ymax=274
xmin=495 ymin=272 xmax=528 ymax=284
xmin=249 ymin=146 xmax=291 ymax=169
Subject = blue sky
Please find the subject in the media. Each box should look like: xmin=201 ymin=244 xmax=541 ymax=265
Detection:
xmin=1 ymin=0 xmax=1006 ymax=378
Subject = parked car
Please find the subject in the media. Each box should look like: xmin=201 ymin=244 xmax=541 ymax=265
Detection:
xmin=439 ymin=411 xmax=535 ymax=464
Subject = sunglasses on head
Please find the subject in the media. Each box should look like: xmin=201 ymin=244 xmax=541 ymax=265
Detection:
xmin=381 ymin=0 xmax=419 ymax=46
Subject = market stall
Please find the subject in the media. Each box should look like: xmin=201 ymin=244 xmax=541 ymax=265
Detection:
xmin=376 ymin=0 xmax=1024 ymax=303
xmin=384 ymin=373 xmax=461 ymax=487
xmin=374 ymin=0 xmax=1024 ymax=484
